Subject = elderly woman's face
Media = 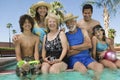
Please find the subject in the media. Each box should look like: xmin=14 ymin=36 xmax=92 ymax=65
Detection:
xmin=48 ymin=18 xmax=58 ymax=30
xmin=37 ymin=6 xmax=48 ymax=17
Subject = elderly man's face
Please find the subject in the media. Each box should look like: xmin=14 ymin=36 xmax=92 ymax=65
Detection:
xmin=66 ymin=19 xmax=76 ymax=31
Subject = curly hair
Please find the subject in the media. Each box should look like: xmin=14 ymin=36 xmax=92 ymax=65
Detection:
xmin=19 ymin=14 xmax=34 ymax=32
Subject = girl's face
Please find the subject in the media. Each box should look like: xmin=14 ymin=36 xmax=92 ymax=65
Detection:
xmin=47 ymin=18 xmax=58 ymax=31
xmin=94 ymin=29 xmax=100 ymax=37
xmin=98 ymin=30 xmax=104 ymax=39
xmin=37 ymin=6 xmax=48 ymax=17
xmin=95 ymin=29 xmax=103 ymax=39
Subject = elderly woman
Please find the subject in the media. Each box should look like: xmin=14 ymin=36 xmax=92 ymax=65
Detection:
xmin=41 ymin=13 xmax=68 ymax=74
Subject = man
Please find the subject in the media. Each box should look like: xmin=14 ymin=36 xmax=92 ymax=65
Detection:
xmin=64 ymin=13 xmax=103 ymax=80
xmin=77 ymin=4 xmax=100 ymax=39
xmin=14 ymin=14 xmax=40 ymax=80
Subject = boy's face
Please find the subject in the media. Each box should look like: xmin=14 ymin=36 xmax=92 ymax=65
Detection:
xmin=83 ymin=9 xmax=92 ymax=21
xmin=23 ymin=19 xmax=32 ymax=31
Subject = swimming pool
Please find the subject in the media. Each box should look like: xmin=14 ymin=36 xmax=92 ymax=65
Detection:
xmin=0 ymin=65 xmax=120 ymax=80
xmin=1 ymin=53 xmax=120 ymax=80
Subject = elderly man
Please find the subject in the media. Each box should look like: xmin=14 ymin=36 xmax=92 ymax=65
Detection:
xmin=64 ymin=13 xmax=103 ymax=80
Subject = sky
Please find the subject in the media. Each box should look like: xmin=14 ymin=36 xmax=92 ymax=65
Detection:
xmin=0 ymin=0 xmax=120 ymax=43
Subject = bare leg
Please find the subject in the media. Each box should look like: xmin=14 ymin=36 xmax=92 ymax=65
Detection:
xmin=73 ymin=62 xmax=87 ymax=74
xmin=100 ymin=59 xmax=117 ymax=70
xmin=88 ymin=62 xmax=103 ymax=80
xmin=41 ymin=62 xmax=50 ymax=74
xmin=49 ymin=62 xmax=67 ymax=74
xmin=115 ymin=59 xmax=120 ymax=68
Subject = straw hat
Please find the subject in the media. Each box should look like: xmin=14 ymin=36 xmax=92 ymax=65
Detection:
xmin=64 ymin=13 xmax=78 ymax=22
xmin=28 ymin=1 xmax=51 ymax=17
xmin=30 ymin=1 xmax=51 ymax=11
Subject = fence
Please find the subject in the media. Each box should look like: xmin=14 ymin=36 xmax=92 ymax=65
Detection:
xmin=0 ymin=50 xmax=15 ymax=57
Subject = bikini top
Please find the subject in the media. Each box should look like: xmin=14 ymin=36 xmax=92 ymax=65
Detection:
xmin=96 ymin=41 xmax=108 ymax=52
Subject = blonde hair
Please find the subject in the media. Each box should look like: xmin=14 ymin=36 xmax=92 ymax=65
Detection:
xmin=45 ymin=13 xmax=60 ymax=27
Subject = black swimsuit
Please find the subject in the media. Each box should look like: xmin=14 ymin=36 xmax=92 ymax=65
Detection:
xmin=45 ymin=31 xmax=67 ymax=62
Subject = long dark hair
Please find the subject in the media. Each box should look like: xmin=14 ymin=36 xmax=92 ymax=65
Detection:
xmin=100 ymin=28 xmax=106 ymax=41
xmin=92 ymin=25 xmax=102 ymax=35
xmin=92 ymin=25 xmax=106 ymax=41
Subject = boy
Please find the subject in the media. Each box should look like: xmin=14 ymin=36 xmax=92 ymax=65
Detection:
xmin=14 ymin=14 xmax=40 ymax=80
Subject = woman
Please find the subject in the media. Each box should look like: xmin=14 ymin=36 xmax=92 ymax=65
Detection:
xmin=30 ymin=1 xmax=51 ymax=44
xmin=92 ymin=25 xmax=120 ymax=70
xmin=41 ymin=13 xmax=68 ymax=74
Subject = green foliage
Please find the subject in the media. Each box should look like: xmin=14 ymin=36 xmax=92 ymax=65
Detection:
xmin=6 ymin=23 xmax=12 ymax=28
xmin=108 ymin=28 xmax=116 ymax=39
xmin=12 ymin=29 xmax=17 ymax=34
xmin=115 ymin=43 xmax=120 ymax=46
xmin=0 ymin=47 xmax=15 ymax=50
xmin=50 ymin=1 xmax=65 ymax=26
xmin=83 ymin=0 xmax=120 ymax=15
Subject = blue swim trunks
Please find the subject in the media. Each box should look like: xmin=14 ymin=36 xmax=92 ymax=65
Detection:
xmin=68 ymin=51 xmax=95 ymax=69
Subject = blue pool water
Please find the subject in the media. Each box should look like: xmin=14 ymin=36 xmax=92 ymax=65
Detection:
xmin=0 ymin=68 xmax=120 ymax=80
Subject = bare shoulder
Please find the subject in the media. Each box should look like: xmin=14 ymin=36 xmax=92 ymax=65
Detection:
xmin=92 ymin=36 xmax=97 ymax=40
xmin=77 ymin=19 xmax=84 ymax=25
xmin=77 ymin=19 xmax=84 ymax=23
xmin=106 ymin=38 xmax=112 ymax=44
xmin=32 ymin=34 xmax=39 ymax=41
xmin=59 ymin=31 xmax=66 ymax=37
xmin=77 ymin=19 xmax=85 ymax=29
xmin=92 ymin=19 xmax=100 ymax=25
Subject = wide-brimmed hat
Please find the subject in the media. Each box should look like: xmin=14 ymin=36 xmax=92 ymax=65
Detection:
xmin=28 ymin=1 xmax=51 ymax=17
xmin=31 ymin=1 xmax=51 ymax=11
xmin=64 ymin=13 xmax=78 ymax=22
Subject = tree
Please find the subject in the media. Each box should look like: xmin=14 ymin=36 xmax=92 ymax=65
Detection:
xmin=6 ymin=23 xmax=12 ymax=47
xmin=82 ymin=0 xmax=120 ymax=37
xmin=50 ymin=1 xmax=65 ymax=27
xmin=12 ymin=29 xmax=17 ymax=34
xmin=108 ymin=28 xmax=116 ymax=39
